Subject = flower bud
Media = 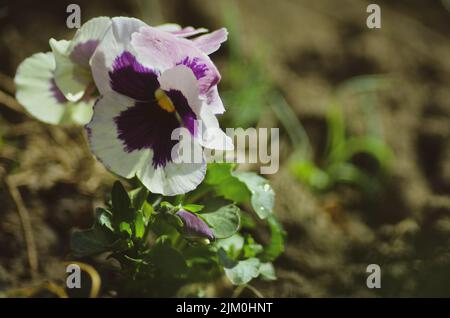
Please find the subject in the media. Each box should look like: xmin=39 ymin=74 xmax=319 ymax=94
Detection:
xmin=176 ymin=210 xmax=214 ymax=242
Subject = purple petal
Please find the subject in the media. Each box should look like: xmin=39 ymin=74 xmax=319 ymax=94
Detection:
xmin=176 ymin=210 xmax=214 ymax=241
xmin=193 ymin=28 xmax=228 ymax=55
xmin=171 ymin=26 xmax=208 ymax=38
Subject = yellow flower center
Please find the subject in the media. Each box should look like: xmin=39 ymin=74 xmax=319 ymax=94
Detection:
xmin=155 ymin=89 xmax=175 ymax=113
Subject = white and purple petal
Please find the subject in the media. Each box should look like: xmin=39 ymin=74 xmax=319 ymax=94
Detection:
xmin=203 ymin=85 xmax=225 ymax=114
xmin=137 ymin=154 xmax=206 ymax=196
xmin=86 ymin=91 xmax=151 ymax=178
xmin=90 ymin=17 xmax=148 ymax=95
xmin=156 ymin=23 xmax=208 ymax=38
xmin=131 ymin=26 xmax=221 ymax=95
xmin=50 ymin=17 xmax=111 ymax=101
xmin=157 ymin=64 xmax=231 ymax=150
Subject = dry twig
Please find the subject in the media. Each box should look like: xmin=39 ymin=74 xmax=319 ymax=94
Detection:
xmin=0 ymin=89 xmax=23 ymax=113
xmin=5 ymin=176 xmax=39 ymax=279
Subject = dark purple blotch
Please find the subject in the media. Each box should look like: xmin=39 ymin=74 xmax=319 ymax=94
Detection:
xmin=110 ymin=51 xmax=197 ymax=168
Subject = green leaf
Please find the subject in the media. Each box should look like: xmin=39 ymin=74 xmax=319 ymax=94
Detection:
xmin=290 ymin=159 xmax=330 ymax=190
xmin=342 ymin=136 xmax=393 ymax=169
xmin=262 ymin=216 xmax=285 ymax=262
xmin=183 ymin=204 xmax=204 ymax=213
xmin=95 ymin=208 xmax=114 ymax=232
xmin=243 ymin=235 xmax=263 ymax=258
xmin=111 ymin=181 xmax=132 ymax=222
xmin=201 ymin=205 xmax=240 ymax=239
xmin=206 ymin=164 xmax=276 ymax=219
xmin=239 ymin=212 xmax=256 ymax=229
xmin=206 ymin=163 xmax=236 ymax=184
xmin=145 ymin=241 xmax=187 ymax=275
xmin=155 ymin=235 xmax=172 ymax=247
xmin=160 ymin=201 xmax=175 ymax=209
xmin=165 ymin=213 xmax=184 ymax=229
xmin=71 ymin=227 xmax=116 ymax=257
xmin=205 ymin=163 xmax=250 ymax=203
xmin=134 ymin=210 xmax=145 ymax=239
xmin=233 ymin=172 xmax=274 ymax=219
xmin=141 ymin=200 xmax=154 ymax=220
xmin=259 ymin=262 xmax=276 ymax=281
xmin=326 ymin=103 xmax=346 ymax=160
xmin=119 ymin=222 xmax=132 ymax=237
xmin=218 ymin=249 xmax=260 ymax=285
xmin=215 ymin=234 xmax=244 ymax=259
xmin=128 ymin=186 xmax=149 ymax=210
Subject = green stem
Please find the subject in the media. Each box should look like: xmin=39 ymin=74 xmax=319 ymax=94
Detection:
xmin=186 ymin=185 xmax=212 ymax=204
xmin=140 ymin=195 xmax=163 ymax=249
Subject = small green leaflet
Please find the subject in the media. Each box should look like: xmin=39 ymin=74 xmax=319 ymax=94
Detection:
xmin=233 ymin=171 xmax=275 ymax=219
xmin=182 ymin=204 xmax=204 ymax=213
xmin=201 ymin=205 xmax=241 ymax=239
xmin=96 ymin=208 xmax=114 ymax=232
xmin=218 ymin=248 xmax=261 ymax=285
xmin=205 ymin=163 xmax=250 ymax=203
xmin=205 ymin=164 xmax=275 ymax=219
xmin=71 ymin=226 xmax=116 ymax=258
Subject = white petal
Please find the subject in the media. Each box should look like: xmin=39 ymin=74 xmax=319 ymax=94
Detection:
xmin=137 ymin=139 xmax=206 ymax=196
xmin=172 ymin=27 xmax=209 ymax=38
xmin=156 ymin=24 xmax=209 ymax=37
xmin=198 ymin=106 xmax=234 ymax=151
xmin=68 ymin=17 xmax=111 ymax=57
xmin=15 ymin=52 xmax=66 ymax=124
xmin=71 ymin=100 xmax=94 ymax=125
xmin=90 ymin=17 xmax=148 ymax=95
xmin=86 ymin=91 xmax=150 ymax=178
xmin=204 ymin=85 xmax=225 ymax=114
xmin=50 ymin=38 xmax=88 ymax=101
xmin=155 ymin=23 xmax=182 ymax=33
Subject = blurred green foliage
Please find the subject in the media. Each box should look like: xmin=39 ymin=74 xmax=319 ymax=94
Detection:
xmin=290 ymin=75 xmax=394 ymax=194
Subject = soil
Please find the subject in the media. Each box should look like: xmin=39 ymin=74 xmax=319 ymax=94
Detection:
xmin=0 ymin=0 xmax=449 ymax=297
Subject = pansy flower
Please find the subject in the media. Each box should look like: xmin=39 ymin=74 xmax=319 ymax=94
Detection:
xmin=14 ymin=17 xmax=111 ymax=125
xmin=87 ymin=17 xmax=232 ymax=195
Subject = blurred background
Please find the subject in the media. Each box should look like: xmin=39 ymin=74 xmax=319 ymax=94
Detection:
xmin=0 ymin=0 xmax=449 ymax=297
